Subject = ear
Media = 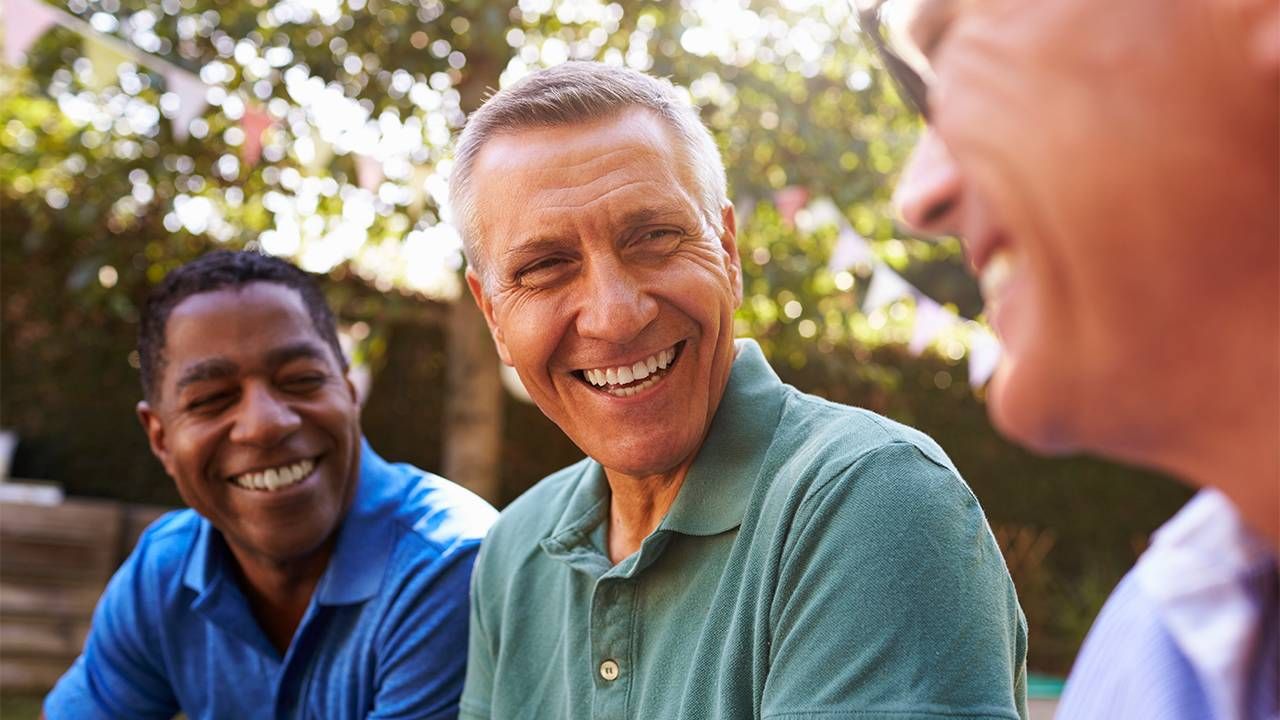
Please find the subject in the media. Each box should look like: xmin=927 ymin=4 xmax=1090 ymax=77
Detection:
xmin=466 ymin=267 xmax=513 ymax=366
xmin=719 ymin=203 xmax=743 ymax=307
xmin=136 ymin=400 xmax=176 ymax=478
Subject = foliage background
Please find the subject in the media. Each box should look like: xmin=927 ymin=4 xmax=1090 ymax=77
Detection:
xmin=0 ymin=0 xmax=1191 ymax=675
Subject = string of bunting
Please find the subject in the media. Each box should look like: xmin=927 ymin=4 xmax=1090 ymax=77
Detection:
xmin=783 ymin=188 xmax=1002 ymax=388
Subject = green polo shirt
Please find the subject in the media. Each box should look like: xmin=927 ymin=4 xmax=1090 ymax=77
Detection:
xmin=462 ymin=340 xmax=1027 ymax=720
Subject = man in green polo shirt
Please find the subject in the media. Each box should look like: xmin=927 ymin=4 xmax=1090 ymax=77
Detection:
xmin=449 ymin=61 xmax=1027 ymax=720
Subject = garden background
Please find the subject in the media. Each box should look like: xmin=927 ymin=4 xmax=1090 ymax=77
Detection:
xmin=0 ymin=0 xmax=1191 ymax=713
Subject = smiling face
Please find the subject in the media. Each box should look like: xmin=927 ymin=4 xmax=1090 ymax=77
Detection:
xmin=466 ymin=109 xmax=742 ymax=480
xmin=892 ymin=0 xmax=1280 ymax=457
xmin=137 ymin=282 xmax=361 ymax=570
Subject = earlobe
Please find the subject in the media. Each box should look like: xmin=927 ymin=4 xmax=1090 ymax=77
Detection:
xmin=465 ymin=268 xmax=514 ymax=366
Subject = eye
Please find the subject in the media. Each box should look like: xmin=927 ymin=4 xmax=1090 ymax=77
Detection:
xmin=630 ymin=228 xmax=683 ymax=254
xmin=281 ymin=374 xmax=326 ymax=393
xmin=516 ymin=256 xmax=573 ymax=288
xmin=187 ymin=390 xmax=235 ymax=414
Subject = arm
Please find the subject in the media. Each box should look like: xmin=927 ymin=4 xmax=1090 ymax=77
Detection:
xmin=761 ymin=442 xmax=1027 ymax=720
xmin=368 ymin=541 xmax=481 ymax=720
xmin=42 ymin=531 xmax=179 ymax=720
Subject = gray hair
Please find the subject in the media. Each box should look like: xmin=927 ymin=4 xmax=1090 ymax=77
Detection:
xmin=449 ymin=61 xmax=729 ymax=289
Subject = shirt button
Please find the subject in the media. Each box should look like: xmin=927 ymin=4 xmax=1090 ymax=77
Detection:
xmin=599 ymin=659 xmax=620 ymax=681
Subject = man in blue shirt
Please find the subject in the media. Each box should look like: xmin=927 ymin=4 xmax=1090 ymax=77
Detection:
xmin=44 ymin=250 xmax=496 ymax=719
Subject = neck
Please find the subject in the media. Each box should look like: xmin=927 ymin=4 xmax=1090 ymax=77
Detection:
xmin=603 ymin=462 xmax=691 ymax=564
xmin=228 ymin=541 xmax=333 ymax=654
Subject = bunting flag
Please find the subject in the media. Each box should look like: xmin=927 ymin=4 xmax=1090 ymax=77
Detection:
xmin=908 ymin=296 xmax=959 ymax=356
xmin=355 ymin=154 xmax=383 ymax=191
xmin=2 ymin=0 xmax=59 ymax=66
xmin=967 ymin=323 xmax=1002 ymax=388
xmin=162 ymin=68 xmax=207 ymax=140
xmin=828 ymin=219 xmax=875 ymax=273
xmin=773 ymin=185 xmax=809 ymax=227
xmin=861 ymin=262 xmax=914 ymax=315
xmin=239 ymin=105 xmax=273 ymax=168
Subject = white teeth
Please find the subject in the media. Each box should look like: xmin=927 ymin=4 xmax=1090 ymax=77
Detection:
xmin=979 ymin=249 xmax=1017 ymax=305
xmin=580 ymin=344 xmax=679 ymax=392
xmin=232 ymin=458 xmax=315 ymax=492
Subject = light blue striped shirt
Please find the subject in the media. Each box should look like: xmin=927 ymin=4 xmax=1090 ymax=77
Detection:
xmin=1058 ymin=490 xmax=1278 ymax=720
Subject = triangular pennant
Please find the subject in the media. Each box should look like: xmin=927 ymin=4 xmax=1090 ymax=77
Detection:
xmin=773 ymin=185 xmax=809 ymax=227
xmin=2 ymin=0 xmax=58 ymax=66
xmin=239 ymin=105 xmax=273 ymax=168
xmin=967 ymin=323 xmax=1002 ymax=388
xmin=861 ymin=262 xmax=914 ymax=314
xmin=82 ymin=33 xmax=130 ymax=91
xmin=828 ymin=218 xmax=875 ymax=273
xmin=163 ymin=68 xmax=206 ymax=141
xmin=908 ymin=297 xmax=959 ymax=356
xmin=355 ymin=154 xmax=383 ymax=191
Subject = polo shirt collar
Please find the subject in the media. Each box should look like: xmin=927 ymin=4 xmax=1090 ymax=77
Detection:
xmin=658 ymin=339 xmax=785 ymax=536
xmin=182 ymin=438 xmax=398 ymax=607
xmin=540 ymin=339 xmax=786 ymax=568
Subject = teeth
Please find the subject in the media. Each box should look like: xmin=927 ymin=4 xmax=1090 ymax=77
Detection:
xmin=979 ymin=249 xmax=1017 ymax=305
xmin=232 ymin=458 xmax=315 ymax=492
xmin=581 ymin=344 xmax=679 ymax=390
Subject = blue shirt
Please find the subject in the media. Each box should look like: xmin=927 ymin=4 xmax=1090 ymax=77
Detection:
xmin=45 ymin=441 xmax=497 ymax=720
xmin=1058 ymin=490 xmax=1278 ymax=719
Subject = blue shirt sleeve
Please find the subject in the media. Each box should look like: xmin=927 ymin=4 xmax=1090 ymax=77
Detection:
xmin=43 ymin=528 xmax=179 ymax=720
xmin=761 ymin=442 xmax=1028 ymax=720
xmin=368 ymin=539 xmax=481 ymax=720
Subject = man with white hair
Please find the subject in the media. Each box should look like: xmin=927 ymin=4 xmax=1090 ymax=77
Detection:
xmin=877 ymin=0 xmax=1279 ymax=715
xmin=453 ymin=61 xmax=1027 ymax=720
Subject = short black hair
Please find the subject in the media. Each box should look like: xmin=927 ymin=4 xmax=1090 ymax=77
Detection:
xmin=138 ymin=250 xmax=347 ymax=401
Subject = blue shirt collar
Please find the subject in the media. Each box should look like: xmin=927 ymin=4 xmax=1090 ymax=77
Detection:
xmin=182 ymin=439 xmax=400 ymax=607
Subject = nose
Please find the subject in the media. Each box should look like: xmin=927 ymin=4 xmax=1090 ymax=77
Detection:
xmin=893 ymin=129 xmax=963 ymax=236
xmin=229 ymin=382 xmax=301 ymax=447
xmin=574 ymin=257 xmax=659 ymax=346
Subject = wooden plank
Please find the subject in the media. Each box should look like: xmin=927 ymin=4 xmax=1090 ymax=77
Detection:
xmin=0 ymin=498 xmax=122 ymax=544
xmin=1 ymin=616 xmax=84 ymax=657
xmin=0 ymin=656 xmax=74 ymax=693
xmin=0 ymin=580 xmax=103 ymax=618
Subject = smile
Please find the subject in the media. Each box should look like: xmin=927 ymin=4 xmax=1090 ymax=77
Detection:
xmin=230 ymin=457 xmax=316 ymax=492
xmin=575 ymin=341 xmax=683 ymax=398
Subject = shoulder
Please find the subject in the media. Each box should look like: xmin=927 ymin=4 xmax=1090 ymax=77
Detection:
xmin=1059 ymin=571 xmax=1213 ymax=718
xmin=765 ymin=387 xmax=974 ymax=527
xmin=472 ymin=458 xmax=592 ymax=575
xmin=118 ymin=509 xmax=202 ymax=587
xmin=489 ymin=458 xmax=590 ymax=545
xmin=378 ymin=460 xmax=498 ymax=558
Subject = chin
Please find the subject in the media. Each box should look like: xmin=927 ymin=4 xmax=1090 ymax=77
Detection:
xmin=986 ymin=360 xmax=1081 ymax=457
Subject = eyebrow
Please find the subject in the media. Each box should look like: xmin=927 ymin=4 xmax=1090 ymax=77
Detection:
xmin=173 ymin=342 xmax=331 ymax=393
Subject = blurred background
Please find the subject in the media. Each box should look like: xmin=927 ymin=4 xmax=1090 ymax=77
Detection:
xmin=0 ymin=0 xmax=1191 ymax=716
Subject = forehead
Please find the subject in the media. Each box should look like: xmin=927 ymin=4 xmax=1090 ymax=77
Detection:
xmin=469 ymin=110 xmax=699 ymax=251
xmin=162 ymin=282 xmax=326 ymax=371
